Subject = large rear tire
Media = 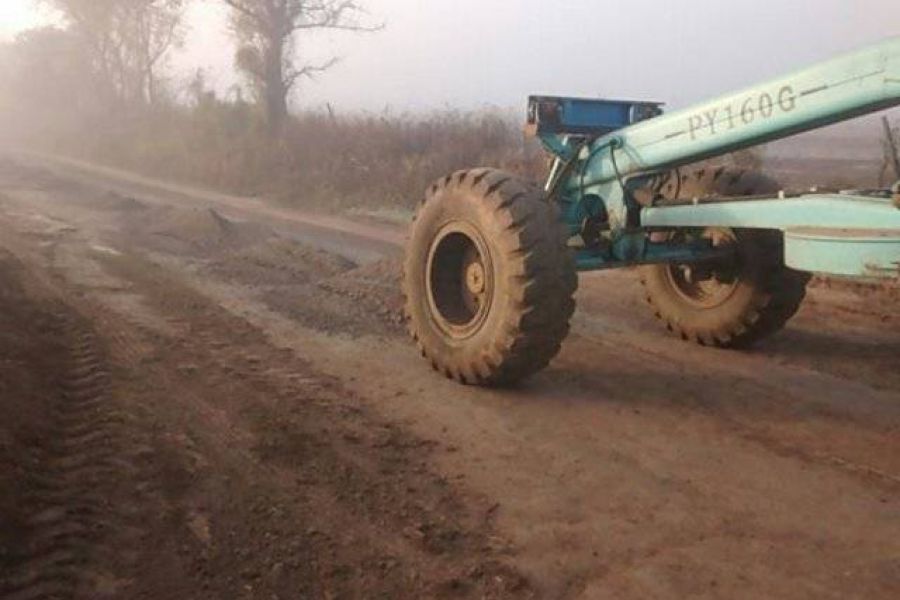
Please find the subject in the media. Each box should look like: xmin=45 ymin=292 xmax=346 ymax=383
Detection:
xmin=640 ymin=168 xmax=810 ymax=348
xmin=403 ymin=169 xmax=577 ymax=385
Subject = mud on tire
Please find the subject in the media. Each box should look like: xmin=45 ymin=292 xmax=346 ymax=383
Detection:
xmin=640 ymin=167 xmax=811 ymax=348
xmin=403 ymin=169 xmax=577 ymax=385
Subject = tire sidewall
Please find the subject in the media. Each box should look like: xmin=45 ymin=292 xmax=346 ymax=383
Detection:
xmin=641 ymin=229 xmax=772 ymax=336
xmin=404 ymin=182 xmax=516 ymax=374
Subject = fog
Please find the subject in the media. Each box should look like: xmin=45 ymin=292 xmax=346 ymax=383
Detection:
xmin=0 ymin=1 xmax=51 ymax=37
xmin=1 ymin=0 xmax=898 ymax=196
xmin=5 ymin=0 xmax=900 ymax=112
xmin=172 ymin=0 xmax=900 ymax=111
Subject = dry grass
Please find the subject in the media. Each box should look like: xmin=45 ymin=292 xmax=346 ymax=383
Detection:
xmin=9 ymin=96 xmax=886 ymax=216
xmin=59 ymin=101 xmax=546 ymax=213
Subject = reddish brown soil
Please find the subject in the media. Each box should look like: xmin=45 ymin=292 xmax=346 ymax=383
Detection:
xmin=0 ymin=164 xmax=529 ymax=599
xmin=0 ymin=154 xmax=898 ymax=599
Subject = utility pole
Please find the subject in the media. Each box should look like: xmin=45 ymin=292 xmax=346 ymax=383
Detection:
xmin=883 ymin=115 xmax=900 ymax=181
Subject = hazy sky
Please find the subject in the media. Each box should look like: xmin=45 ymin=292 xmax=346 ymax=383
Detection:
xmin=4 ymin=0 xmax=900 ymax=113
xmin=0 ymin=0 xmax=53 ymax=35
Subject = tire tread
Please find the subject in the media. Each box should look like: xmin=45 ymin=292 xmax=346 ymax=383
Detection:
xmin=404 ymin=168 xmax=577 ymax=385
xmin=642 ymin=168 xmax=809 ymax=348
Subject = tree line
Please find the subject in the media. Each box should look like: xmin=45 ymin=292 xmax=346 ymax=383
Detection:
xmin=1 ymin=0 xmax=380 ymax=134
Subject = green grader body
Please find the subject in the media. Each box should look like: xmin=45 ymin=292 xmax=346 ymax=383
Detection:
xmin=403 ymin=38 xmax=900 ymax=386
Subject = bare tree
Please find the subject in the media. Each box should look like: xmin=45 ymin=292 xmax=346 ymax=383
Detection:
xmin=131 ymin=0 xmax=186 ymax=104
xmin=0 ymin=27 xmax=95 ymax=117
xmin=221 ymin=0 xmax=381 ymax=134
xmin=42 ymin=0 xmax=185 ymax=106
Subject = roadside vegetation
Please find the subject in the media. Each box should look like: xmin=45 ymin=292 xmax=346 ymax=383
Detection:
xmin=0 ymin=1 xmax=893 ymax=217
xmin=81 ymin=100 xmax=544 ymax=213
xmin=0 ymin=35 xmax=544 ymax=214
xmin=0 ymin=1 xmax=543 ymax=216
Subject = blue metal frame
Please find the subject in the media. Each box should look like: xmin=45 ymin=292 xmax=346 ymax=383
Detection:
xmin=527 ymin=96 xmax=663 ymax=137
xmin=536 ymin=37 xmax=900 ymax=279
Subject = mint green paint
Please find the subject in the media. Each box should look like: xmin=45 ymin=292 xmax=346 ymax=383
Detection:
xmin=570 ymin=37 xmax=900 ymax=191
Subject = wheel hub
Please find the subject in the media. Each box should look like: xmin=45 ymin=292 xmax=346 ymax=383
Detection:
xmin=666 ymin=228 xmax=740 ymax=309
xmin=425 ymin=223 xmax=494 ymax=339
xmin=465 ymin=261 xmax=486 ymax=295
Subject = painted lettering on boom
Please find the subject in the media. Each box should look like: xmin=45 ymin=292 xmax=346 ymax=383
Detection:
xmin=759 ymin=92 xmax=774 ymax=118
xmin=740 ymin=97 xmax=755 ymax=125
xmin=704 ymin=109 xmax=719 ymax=135
xmin=685 ymin=84 xmax=798 ymax=141
xmin=724 ymin=105 xmax=735 ymax=130
xmin=778 ymin=85 xmax=796 ymax=112
xmin=688 ymin=114 xmax=704 ymax=140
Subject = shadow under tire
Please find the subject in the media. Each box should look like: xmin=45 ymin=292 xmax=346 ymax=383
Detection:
xmin=403 ymin=169 xmax=577 ymax=386
xmin=640 ymin=168 xmax=811 ymax=348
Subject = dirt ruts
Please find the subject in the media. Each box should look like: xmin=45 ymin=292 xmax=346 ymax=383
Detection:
xmin=2 ymin=153 xmax=899 ymax=599
xmin=0 ymin=225 xmax=533 ymax=598
xmin=0 ymin=268 xmax=146 ymax=599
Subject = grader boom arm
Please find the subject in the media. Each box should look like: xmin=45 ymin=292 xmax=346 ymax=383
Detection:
xmin=531 ymin=37 xmax=900 ymax=278
xmin=536 ymin=37 xmax=900 ymax=189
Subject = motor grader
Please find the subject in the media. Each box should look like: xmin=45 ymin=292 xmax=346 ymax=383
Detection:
xmin=403 ymin=38 xmax=900 ymax=385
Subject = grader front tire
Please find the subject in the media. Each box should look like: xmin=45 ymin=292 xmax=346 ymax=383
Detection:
xmin=403 ymin=169 xmax=577 ymax=386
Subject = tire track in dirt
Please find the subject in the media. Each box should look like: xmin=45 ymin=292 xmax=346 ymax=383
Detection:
xmin=1 ymin=197 xmax=536 ymax=597
xmin=84 ymin=251 xmax=534 ymax=598
xmin=4 ymin=151 xmax=899 ymax=598
xmin=0 ymin=313 xmax=145 ymax=600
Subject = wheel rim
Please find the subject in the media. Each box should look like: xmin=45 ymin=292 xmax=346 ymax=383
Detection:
xmin=665 ymin=228 xmax=740 ymax=309
xmin=425 ymin=222 xmax=493 ymax=339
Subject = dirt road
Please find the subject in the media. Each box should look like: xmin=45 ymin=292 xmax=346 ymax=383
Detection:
xmin=0 ymin=153 xmax=898 ymax=599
